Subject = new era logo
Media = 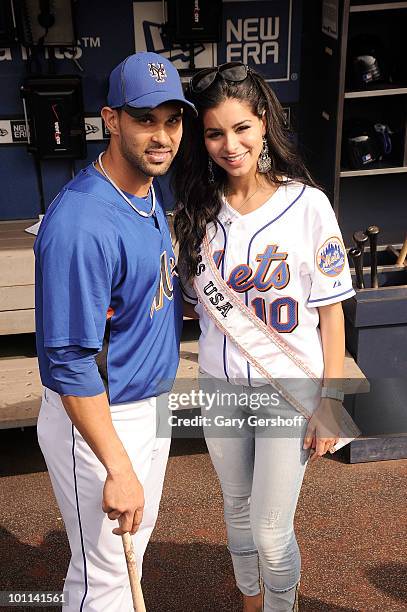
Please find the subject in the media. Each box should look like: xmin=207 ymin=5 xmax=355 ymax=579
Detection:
xmin=148 ymin=62 xmax=167 ymax=83
xmin=85 ymin=123 xmax=99 ymax=135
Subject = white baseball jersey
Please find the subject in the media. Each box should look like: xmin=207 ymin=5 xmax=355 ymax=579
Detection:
xmin=181 ymin=181 xmax=355 ymax=384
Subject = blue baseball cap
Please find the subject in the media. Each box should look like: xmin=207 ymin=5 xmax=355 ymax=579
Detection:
xmin=107 ymin=52 xmax=197 ymax=116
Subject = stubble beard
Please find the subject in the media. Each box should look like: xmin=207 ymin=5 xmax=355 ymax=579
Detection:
xmin=120 ymin=138 xmax=174 ymax=177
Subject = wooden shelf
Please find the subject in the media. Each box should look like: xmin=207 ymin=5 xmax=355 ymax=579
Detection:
xmin=350 ymin=2 xmax=407 ymax=12
xmin=300 ymin=2 xmax=407 ymax=244
xmin=345 ymin=87 xmax=407 ymax=98
xmin=340 ymin=165 xmax=407 ymax=177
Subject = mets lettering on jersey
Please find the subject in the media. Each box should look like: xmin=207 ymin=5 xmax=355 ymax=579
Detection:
xmin=150 ymin=251 xmax=177 ymax=317
xmin=223 ymin=245 xmax=289 ymax=292
xmin=181 ymin=182 xmax=355 ymax=385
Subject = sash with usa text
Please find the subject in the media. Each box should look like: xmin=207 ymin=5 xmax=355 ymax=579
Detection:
xmin=193 ymin=231 xmax=360 ymax=451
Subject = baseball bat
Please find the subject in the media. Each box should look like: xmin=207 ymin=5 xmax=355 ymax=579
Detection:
xmin=122 ymin=532 xmax=146 ymax=612
xmin=352 ymin=231 xmax=368 ymax=268
xmin=396 ymin=233 xmax=407 ymax=266
xmin=348 ymin=247 xmax=364 ymax=289
xmin=366 ymin=225 xmax=380 ymax=288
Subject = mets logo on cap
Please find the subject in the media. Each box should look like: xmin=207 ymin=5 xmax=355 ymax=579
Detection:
xmin=316 ymin=236 xmax=346 ymax=277
xmin=148 ymin=62 xmax=167 ymax=83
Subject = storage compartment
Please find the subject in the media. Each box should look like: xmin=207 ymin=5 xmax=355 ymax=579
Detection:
xmin=346 ymin=4 xmax=407 ymax=91
xmin=342 ymin=96 xmax=406 ymax=171
xmin=338 ymin=173 xmax=407 ymax=245
xmin=300 ymin=1 xmax=407 ymax=462
xmin=346 ymin=2 xmax=407 ymax=91
xmin=343 ymin=272 xmax=407 ymax=462
xmin=348 ymin=243 xmax=402 ymax=270
xmin=349 ymin=266 xmax=407 ymax=289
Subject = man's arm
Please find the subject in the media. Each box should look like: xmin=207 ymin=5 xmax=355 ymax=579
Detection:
xmin=61 ymin=392 xmax=144 ymax=536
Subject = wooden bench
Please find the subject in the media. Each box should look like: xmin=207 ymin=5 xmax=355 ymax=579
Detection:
xmin=0 ymin=356 xmax=42 ymax=429
xmin=0 ymin=334 xmax=368 ymax=431
xmin=0 ymin=220 xmax=36 ymax=335
xmin=0 ymin=220 xmax=369 ymax=431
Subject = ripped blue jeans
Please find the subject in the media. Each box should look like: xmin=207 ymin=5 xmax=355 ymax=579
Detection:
xmin=200 ymin=376 xmax=310 ymax=611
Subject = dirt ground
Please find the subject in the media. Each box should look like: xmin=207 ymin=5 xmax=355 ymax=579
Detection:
xmin=0 ymin=424 xmax=406 ymax=612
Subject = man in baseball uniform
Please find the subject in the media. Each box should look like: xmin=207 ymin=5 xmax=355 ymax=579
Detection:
xmin=34 ymin=52 xmax=196 ymax=611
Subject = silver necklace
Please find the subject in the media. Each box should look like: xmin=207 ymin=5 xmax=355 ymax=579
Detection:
xmin=224 ymin=185 xmax=262 ymax=225
xmin=97 ymin=152 xmax=156 ymax=218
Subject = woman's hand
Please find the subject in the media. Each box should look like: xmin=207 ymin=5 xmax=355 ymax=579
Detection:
xmin=303 ymin=398 xmax=342 ymax=461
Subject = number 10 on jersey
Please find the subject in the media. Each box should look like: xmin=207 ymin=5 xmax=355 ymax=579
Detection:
xmin=251 ymin=296 xmax=298 ymax=333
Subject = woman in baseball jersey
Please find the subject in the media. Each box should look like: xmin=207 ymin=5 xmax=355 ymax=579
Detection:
xmin=174 ymin=63 xmax=356 ymax=612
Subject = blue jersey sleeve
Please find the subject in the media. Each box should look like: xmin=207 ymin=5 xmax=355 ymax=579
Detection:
xmin=36 ymin=192 xmax=119 ymax=349
xmin=46 ymin=346 xmax=106 ymax=397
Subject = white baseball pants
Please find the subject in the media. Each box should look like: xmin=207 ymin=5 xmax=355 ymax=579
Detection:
xmin=37 ymin=387 xmax=171 ymax=611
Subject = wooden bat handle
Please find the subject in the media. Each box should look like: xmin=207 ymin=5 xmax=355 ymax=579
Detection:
xmin=366 ymin=225 xmax=379 ymax=289
xmin=122 ymin=532 xmax=146 ymax=612
xmin=396 ymin=234 xmax=407 ymax=266
xmin=348 ymin=247 xmax=364 ymax=289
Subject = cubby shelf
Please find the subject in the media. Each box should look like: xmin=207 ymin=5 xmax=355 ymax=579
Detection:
xmin=350 ymin=2 xmax=407 ymax=12
xmin=301 ymin=0 xmax=407 ymax=463
xmin=344 ymin=87 xmax=407 ymax=98
xmin=340 ymin=165 xmax=407 ymax=177
xmin=300 ymin=0 xmax=407 ymax=245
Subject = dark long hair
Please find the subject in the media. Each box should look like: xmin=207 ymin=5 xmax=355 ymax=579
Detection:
xmin=174 ymin=68 xmax=318 ymax=280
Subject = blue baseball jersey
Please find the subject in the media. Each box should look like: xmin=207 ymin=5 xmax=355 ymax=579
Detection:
xmin=34 ymin=163 xmax=182 ymax=404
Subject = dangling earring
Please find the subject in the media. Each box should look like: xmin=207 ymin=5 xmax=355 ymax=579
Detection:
xmin=257 ymin=137 xmax=272 ymax=173
xmin=208 ymin=157 xmax=215 ymax=184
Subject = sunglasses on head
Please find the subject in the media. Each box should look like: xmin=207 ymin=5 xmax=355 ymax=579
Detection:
xmin=190 ymin=62 xmax=250 ymax=94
